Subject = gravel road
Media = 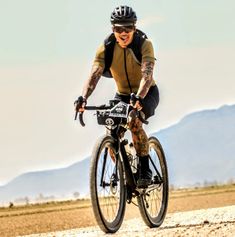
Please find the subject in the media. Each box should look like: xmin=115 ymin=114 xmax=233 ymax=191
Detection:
xmin=20 ymin=205 xmax=235 ymax=237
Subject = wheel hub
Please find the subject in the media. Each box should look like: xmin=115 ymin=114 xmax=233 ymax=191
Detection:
xmin=110 ymin=174 xmax=118 ymax=194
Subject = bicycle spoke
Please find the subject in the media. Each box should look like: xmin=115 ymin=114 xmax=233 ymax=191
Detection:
xmin=95 ymin=141 xmax=123 ymax=223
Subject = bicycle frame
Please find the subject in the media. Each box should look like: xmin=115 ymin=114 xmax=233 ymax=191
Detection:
xmin=75 ymin=100 xmax=169 ymax=232
xmin=108 ymin=125 xmax=162 ymax=193
xmin=75 ymin=101 xmax=162 ymax=193
xmin=106 ymin=125 xmax=137 ymax=191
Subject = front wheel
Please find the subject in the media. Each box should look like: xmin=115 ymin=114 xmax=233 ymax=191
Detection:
xmin=137 ymin=136 xmax=169 ymax=227
xmin=90 ymin=135 xmax=127 ymax=233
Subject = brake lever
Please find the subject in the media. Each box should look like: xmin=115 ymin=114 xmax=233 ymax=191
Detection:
xmin=74 ymin=110 xmax=86 ymax=127
xmin=79 ymin=112 xmax=85 ymax=127
xmin=74 ymin=111 xmax=78 ymax=120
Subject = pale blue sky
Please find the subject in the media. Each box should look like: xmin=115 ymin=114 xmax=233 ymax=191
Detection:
xmin=0 ymin=0 xmax=235 ymax=185
xmin=1 ymin=0 xmax=234 ymax=63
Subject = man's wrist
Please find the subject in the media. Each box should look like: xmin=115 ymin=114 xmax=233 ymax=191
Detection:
xmin=136 ymin=94 xmax=143 ymax=101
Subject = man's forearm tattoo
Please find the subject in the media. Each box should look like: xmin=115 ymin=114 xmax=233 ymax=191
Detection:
xmin=137 ymin=61 xmax=154 ymax=98
xmin=82 ymin=65 xmax=103 ymax=99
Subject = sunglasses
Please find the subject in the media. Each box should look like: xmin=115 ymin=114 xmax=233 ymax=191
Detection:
xmin=113 ymin=25 xmax=135 ymax=33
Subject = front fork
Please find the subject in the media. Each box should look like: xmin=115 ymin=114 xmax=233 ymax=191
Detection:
xmin=99 ymin=134 xmax=137 ymax=196
xmin=99 ymin=140 xmax=120 ymax=189
xmin=119 ymin=139 xmax=137 ymax=190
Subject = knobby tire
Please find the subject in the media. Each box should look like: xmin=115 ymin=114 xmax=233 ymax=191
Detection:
xmin=90 ymin=135 xmax=127 ymax=233
xmin=137 ymin=136 xmax=169 ymax=227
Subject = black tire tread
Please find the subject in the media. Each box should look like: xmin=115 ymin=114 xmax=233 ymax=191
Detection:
xmin=137 ymin=136 xmax=169 ymax=227
xmin=89 ymin=135 xmax=126 ymax=233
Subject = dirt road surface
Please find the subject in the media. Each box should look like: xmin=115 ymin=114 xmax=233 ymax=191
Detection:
xmin=20 ymin=205 xmax=235 ymax=237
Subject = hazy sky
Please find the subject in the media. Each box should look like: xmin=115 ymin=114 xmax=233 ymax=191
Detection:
xmin=0 ymin=0 xmax=235 ymax=185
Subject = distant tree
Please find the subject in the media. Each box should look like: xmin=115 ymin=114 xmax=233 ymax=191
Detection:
xmin=211 ymin=180 xmax=218 ymax=187
xmin=227 ymin=178 xmax=235 ymax=185
xmin=73 ymin=192 xmax=80 ymax=199
xmin=9 ymin=202 xmax=14 ymax=208
xmin=24 ymin=196 xmax=30 ymax=205
xmin=203 ymin=180 xmax=209 ymax=187
xmin=14 ymin=196 xmax=30 ymax=205
xmin=36 ymin=193 xmax=45 ymax=202
xmin=194 ymin=182 xmax=202 ymax=188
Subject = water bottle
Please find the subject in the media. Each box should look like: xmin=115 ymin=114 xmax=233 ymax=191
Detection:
xmin=129 ymin=143 xmax=138 ymax=173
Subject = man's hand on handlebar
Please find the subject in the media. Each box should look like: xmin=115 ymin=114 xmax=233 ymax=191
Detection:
xmin=130 ymin=93 xmax=143 ymax=111
xmin=74 ymin=96 xmax=87 ymax=124
xmin=74 ymin=98 xmax=148 ymax=126
xmin=74 ymin=96 xmax=87 ymax=113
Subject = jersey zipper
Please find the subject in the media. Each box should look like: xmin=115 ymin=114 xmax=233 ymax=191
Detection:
xmin=123 ymin=48 xmax=132 ymax=94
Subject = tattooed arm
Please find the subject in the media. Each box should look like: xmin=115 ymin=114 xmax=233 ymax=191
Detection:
xmin=136 ymin=61 xmax=154 ymax=98
xmin=82 ymin=65 xmax=103 ymax=99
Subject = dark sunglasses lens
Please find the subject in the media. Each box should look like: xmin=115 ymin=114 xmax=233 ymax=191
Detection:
xmin=125 ymin=25 xmax=134 ymax=31
xmin=114 ymin=26 xmax=134 ymax=33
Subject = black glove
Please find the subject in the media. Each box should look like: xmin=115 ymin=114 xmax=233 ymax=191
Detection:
xmin=130 ymin=93 xmax=143 ymax=109
xmin=74 ymin=96 xmax=87 ymax=112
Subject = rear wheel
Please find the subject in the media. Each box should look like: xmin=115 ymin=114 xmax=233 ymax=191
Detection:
xmin=90 ymin=135 xmax=126 ymax=233
xmin=137 ymin=136 xmax=169 ymax=227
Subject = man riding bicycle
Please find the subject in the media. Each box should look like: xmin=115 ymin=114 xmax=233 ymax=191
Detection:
xmin=75 ymin=5 xmax=159 ymax=188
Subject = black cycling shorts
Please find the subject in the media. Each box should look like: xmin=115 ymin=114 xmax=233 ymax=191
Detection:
xmin=114 ymin=85 xmax=159 ymax=120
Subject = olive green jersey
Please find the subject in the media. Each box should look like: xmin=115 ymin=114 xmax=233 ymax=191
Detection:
xmin=93 ymin=39 xmax=156 ymax=95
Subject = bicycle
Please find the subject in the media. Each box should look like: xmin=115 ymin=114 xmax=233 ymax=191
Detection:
xmin=75 ymin=98 xmax=169 ymax=233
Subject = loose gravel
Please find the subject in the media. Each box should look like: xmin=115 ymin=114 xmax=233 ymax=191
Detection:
xmin=19 ymin=205 xmax=235 ymax=237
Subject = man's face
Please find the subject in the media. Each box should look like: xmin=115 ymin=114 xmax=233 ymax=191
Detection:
xmin=113 ymin=25 xmax=136 ymax=48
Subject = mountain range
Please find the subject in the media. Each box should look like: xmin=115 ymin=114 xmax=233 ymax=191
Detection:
xmin=155 ymin=104 xmax=235 ymax=187
xmin=0 ymin=104 xmax=234 ymax=204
